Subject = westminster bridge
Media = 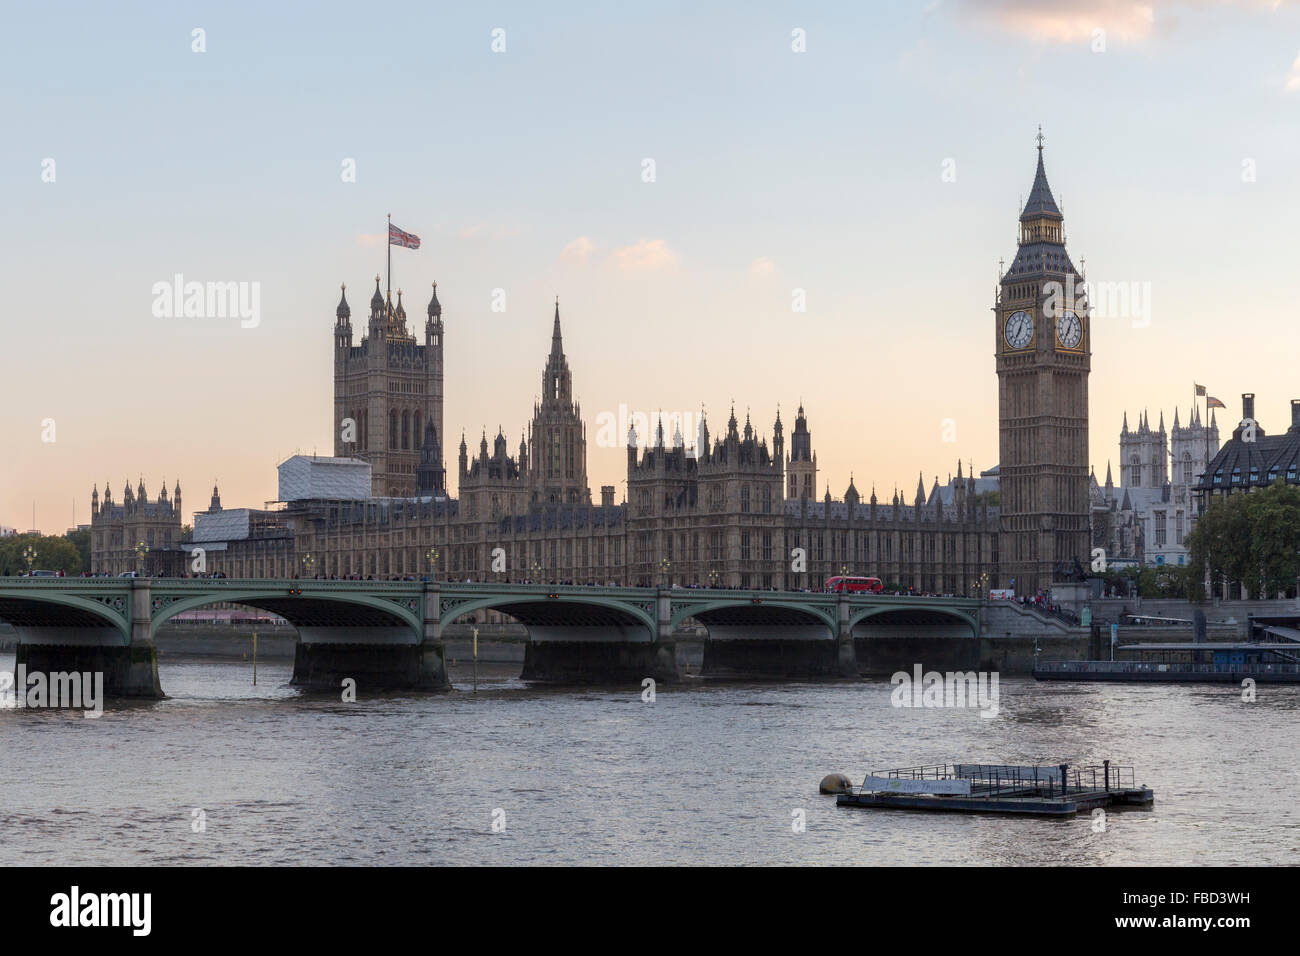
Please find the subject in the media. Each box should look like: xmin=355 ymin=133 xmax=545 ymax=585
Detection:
xmin=0 ymin=578 xmax=984 ymax=697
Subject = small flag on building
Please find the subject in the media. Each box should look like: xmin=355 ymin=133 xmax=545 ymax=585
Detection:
xmin=1194 ymin=384 xmax=1206 ymax=397
xmin=1207 ymin=396 xmax=1226 ymax=409
xmin=389 ymin=222 xmax=421 ymax=249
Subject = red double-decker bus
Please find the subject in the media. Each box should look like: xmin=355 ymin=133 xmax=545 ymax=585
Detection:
xmin=824 ymin=575 xmax=884 ymax=594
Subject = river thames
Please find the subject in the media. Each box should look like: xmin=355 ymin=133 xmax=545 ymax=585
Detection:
xmin=2 ymin=652 xmax=1296 ymax=866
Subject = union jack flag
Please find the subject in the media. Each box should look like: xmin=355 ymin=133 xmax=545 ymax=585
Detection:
xmin=388 ymin=222 xmax=421 ymax=249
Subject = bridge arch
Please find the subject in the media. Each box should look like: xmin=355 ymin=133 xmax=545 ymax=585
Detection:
xmin=0 ymin=590 xmax=132 ymax=643
xmin=677 ymin=596 xmax=840 ymax=678
xmin=441 ymin=589 xmax=662 ymax=682
xmin=670 ymin=599 xmax=836 ymax=634
xmin=849 ymin=604 xmax=979 ymax=637
xmin=441 ymin=593 xmax=656 ymax=639
xmin=149 ymin=588 xmax=422 ymax=640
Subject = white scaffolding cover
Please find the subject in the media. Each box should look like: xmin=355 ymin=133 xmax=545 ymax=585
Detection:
xmin=192 ymin=509 xmax=251 ymax=543
xmin=277 ymin=455 xmax=371 ymax=501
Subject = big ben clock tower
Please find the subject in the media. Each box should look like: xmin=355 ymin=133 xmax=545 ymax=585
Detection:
xmin=995 ymin=131 xmax=1091 ymax=596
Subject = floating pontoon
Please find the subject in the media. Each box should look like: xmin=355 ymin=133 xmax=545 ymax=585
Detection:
xmin=835 ymin=763 xmax=1153 ymax=816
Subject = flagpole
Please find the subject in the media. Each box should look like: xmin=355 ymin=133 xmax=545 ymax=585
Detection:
xmin=1204 ymin=385 xmax=1211 ymax=601
xmin=1193 ymin=384 xmax=1208 ymax=517
xmin=386 ymin=213 xmax=392 ymax=306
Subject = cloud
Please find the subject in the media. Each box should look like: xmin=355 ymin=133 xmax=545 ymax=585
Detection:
xmin=1287 ymin=49 xmax=1300 ymax=91
xmin=355 ymin=233 xmax=385 ymax=248
xmin=608 ymin=238 xmax=681 ymax=273
xmin=952 ymin=1 xmax=1289 ymax=45
xmin=963 ymin=0 xmax=1155 ymax=43
xmin=561 ymin=236 xmax=595 ymax=263
xmin=750 ymin=257 xmax=776 ymax=277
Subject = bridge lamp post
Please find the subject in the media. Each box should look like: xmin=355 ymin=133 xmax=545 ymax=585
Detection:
xmin=529 ymin=560 xmax=542 ymax=584
xmin=426 ymin=548 xmax=440 ymax=582
xmin=707 ymin=568 xmax=721 ymax=590
xmin=22 ymin=545 xmax=36 ymax=575
xmin=659 ymin=557 xmax=672 ymax=589
xmin=134 ymin=541 xmax=150 ymax=577
xmin=301 ymin=553 xmax=315 ymax=578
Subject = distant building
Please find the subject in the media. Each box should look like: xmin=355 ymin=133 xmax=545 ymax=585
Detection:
xmin=1196 ymin=393 xmax=1300 ymax=505
xmin=89 ymin=479 xmax=184 ymax=575
xmin=1090 ymin=405 xmax=1221 ymax=568
xmin=333 ymin=279 xmax=445 ymax=497
xmin=191 ymin=501 xmax=294 ymax=577
xmin=90 ymin=140 xmax=1124 ymax=595
xmin=1090 ymin=463 xmax=1144 ymax=566
xmin=166 ymin=303 xmax=1000 ymax=593
xmin=994 ymin=138 xmax=1091 ymax=593
xmin=277 ymin=455 xmax=371 ymax=502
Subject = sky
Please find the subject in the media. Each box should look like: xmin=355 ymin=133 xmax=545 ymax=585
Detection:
xmin=4 ymin=0 xmax=1300 ymax=533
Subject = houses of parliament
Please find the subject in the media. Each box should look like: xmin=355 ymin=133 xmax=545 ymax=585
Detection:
xmin=92 ymin=142 xmax=1102 ymax=596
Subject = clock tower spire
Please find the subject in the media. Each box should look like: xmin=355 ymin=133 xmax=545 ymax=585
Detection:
xmin=995 ymin=131 xmax=1092 ymax=595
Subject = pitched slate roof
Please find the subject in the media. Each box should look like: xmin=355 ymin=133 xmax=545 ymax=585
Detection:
xmin=1197 ymin=419 xmax=1300 ymax=493
xmin=1003 ymin=241 xmax=1078 ymax=279
xmin=1021 ymin=149 xmax=1063 ymax=221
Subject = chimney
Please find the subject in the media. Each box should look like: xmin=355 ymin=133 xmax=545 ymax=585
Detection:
xmin=1291 ymin=399 xmax=1300 ymax=431
xmin=601 ymin=485 xmax=615 ymax=509
xmin=1242 ymin=393 xmax=1255 ymax=421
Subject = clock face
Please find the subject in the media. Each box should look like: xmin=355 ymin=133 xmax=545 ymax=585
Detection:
xmin=1004 ymin=310 xmax=1033 ymax=349
xmin=1057 ymin=309 xmax=1082 ymax=349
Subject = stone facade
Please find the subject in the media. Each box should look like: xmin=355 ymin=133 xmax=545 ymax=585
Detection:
xmin=1090 ymin=465 xmax=1144 ymax=568
xmin=333 ymin=277 xmax=445 ymax=497
xmin=89 ymin=479 xmax=184 ymax=575
xmin=165 ymin=298 xmax=1002 ymax=594
xmin=1094 ymin=405 xmax=1221 ymax=568
xmin=995 ymin=140 xmax=1092 ymax=594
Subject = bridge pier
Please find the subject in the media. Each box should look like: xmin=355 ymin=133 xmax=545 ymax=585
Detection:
xmin=692 ymin=597 xmax=847 ymax=679
xmin=14 ymin=579 xmax=163 ymax=699
xmin=288 ymin=582 xmax=449 ymax=692
xmin=291 ymin=642 xmax=447 ymax=692
xmin=421 ymin=581 xmax=450 ymax=689
xmin=18 ymin=640 xmax=165 ymax=699
xmin=836 ymin=594 xmax=858 ymax=676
